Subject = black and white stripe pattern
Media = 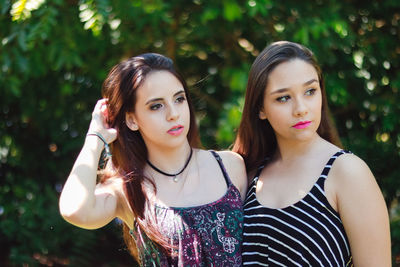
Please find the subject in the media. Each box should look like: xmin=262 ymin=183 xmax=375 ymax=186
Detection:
xmin=242 ymin=151 xmax=353 ymax=266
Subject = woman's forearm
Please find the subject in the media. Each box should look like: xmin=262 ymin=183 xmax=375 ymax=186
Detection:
xmin=59 ymin=135 xmax=104 ymax=224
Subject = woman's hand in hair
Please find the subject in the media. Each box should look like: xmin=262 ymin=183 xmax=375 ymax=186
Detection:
xmin=88 ymin=98 xmax=117 ymax=144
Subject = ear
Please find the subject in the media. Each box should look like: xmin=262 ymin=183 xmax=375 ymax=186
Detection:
xmin=259 ymin=108 xmax=267 ymax=120
xmin=125 ymin=112 xmax=139 ymax=131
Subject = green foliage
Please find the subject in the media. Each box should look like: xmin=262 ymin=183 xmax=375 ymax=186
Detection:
xmin=1 ymin=0 xmax=399 ymax=265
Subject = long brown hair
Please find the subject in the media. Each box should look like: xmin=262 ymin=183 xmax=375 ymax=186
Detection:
xmin=101 ymin=53 xmax=200 ymax=262
xmin=233 ymin=41 xmax=341 ymax=173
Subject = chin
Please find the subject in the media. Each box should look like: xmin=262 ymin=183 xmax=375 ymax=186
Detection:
xmin=300 ymin=132 xmax=319 ymax=142
xmin=167 ymin=136 xmax=188 ymax=147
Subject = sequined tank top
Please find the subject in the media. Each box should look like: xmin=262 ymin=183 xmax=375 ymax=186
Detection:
xmin=130 ymin=151 xmax=243 ymax=266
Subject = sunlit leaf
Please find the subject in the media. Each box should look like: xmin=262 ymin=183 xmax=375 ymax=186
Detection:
xmin=10 ymin=0 xmax=45 ymax=21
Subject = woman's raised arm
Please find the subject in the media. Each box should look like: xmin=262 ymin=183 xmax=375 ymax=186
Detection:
xmin=59 ymin=99 xmax=119 ymax=229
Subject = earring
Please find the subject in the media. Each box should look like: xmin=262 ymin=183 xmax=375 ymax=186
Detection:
xmin=125 ymin=113 xmax=139 ymax=131
xmin=125 ymin=120 xmax=139 ymax=131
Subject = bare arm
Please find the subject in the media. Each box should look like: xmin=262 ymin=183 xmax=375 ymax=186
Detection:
xmin=331 ymin=154 xmax=391 ymax=266
xmin=59 ymin=99 xmax=119 ymax=229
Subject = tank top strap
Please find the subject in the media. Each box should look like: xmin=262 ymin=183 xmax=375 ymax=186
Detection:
xmin=254 ymin=162 xmax=265 ymax=179
xmin=320 ymin=150 xmax=352 ymax=179
xmin=209 ymin=150 xmax=232 ymax=187
xmin=250 ymin=157 xmax=269 ymax=190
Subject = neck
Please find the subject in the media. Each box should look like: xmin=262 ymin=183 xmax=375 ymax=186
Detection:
xmin=274 ymin=133 xmax=323 ymax=162
xmin=146 ymin=142 xmax=192 ymax=174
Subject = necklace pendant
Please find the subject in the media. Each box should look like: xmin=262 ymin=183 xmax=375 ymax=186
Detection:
xmin=146 ymin=148 xmax=193 ymax=182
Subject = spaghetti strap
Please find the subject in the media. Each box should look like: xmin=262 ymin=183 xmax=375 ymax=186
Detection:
xmin=209 ymin=150 xmax=232 ymax=187
xmin=320 ymin=150 xmax=352 ymax=179
xmin=250 ymin=157 xmax=269 ymax=186
xmin=254 ymin=162 xmax=265 ymax=179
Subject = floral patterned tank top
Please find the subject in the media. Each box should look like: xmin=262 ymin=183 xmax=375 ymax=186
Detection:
xmin=129 ymin=151 xmax=243 ymax=267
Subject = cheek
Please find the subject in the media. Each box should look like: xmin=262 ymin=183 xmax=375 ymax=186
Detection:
xmin=181 ymin=103 xmax=191 ymax=119
xmin=135 ymin=111 xmax=158 ymax=129
xmin=314 ymin=96 xmax=323 ymax=116
xmin=266 ymin=102 xmax=287 ymax=118
xmin=266 ymin=107 xmax=287 ymax=127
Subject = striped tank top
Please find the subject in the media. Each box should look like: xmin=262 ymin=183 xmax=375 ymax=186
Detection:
xmin=242 ymin=150 xmax=353 ymax=266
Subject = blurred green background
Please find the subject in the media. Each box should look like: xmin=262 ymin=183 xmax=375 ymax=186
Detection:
xmin=1 ymin=0 xmax=399 ymax=266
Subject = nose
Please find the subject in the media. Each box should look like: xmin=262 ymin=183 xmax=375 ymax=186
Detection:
xmin=293 ymin=97 xmax=308 ymax=117
xmin=167 ymin=104 xmax=179 ymax=121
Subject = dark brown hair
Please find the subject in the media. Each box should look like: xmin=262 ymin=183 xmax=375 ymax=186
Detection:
xmin=101 ymin=53 xmax=200 ymax=262
xmin=233 ymin=41 xmax=341 ymax=173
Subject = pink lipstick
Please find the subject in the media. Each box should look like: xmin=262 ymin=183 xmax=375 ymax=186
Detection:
xmin=167 ymin=125 xmax=184 ymax=136
xmin=292 ymin=121 xmax=311 ymax=129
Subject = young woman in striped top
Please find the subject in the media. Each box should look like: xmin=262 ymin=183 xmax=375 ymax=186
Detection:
xmin=233 ymin=41 xmax=391 ymax=266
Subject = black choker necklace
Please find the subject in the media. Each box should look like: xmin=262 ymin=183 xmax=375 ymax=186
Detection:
xmin=146 ymin=148 xmax=193 ymax=182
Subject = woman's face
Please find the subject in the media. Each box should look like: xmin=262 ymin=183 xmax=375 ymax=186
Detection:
xmin=126 ymin=70 xmax=191 ymax=150
xmin=259 ymin=59 xmax=322 ymax=144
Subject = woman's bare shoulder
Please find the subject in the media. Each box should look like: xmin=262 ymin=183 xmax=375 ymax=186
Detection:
xmin=330 ymin=152 xmax=373 ymax=182
xmin=213 ymin=150 xmax=248 ymax=199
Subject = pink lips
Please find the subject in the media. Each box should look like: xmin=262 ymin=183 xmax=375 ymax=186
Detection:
xmin=292 ymin=121 xmax=311 ymax=129
xmin=167 ymin=125 xmax=184 ymax=136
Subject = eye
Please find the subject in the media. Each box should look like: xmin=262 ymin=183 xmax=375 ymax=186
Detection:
xmin=150 ymin=103 xmax=163 ymax=110
xmin=305 ymin=88 xmax=316 ymax=96
xmin=175 ymin=95 xmax=186 ymax=103
xmin=276 ymin=95 xmax=290 ymax=103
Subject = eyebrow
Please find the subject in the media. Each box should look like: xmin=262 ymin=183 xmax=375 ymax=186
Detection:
xmin=270 ymin=79 xmax=319 ymax=95
xmin=145 ymin=90 xmax=185 ymax=105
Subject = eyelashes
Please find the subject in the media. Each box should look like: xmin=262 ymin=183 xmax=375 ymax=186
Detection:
xmin=175 ymin=95 xmax=186 ymax=103
xmin=305 ymin=88 xmax=316 ymax=96
xmin=275 ymin=88 xmax=317 ymax=103
xmin=276 ymin=95 xmax=290 ymax=103
xmin=149 ymin=94 xmax=187 ymax=110
xmin=150 ymin=103 xmax=163 ymax=110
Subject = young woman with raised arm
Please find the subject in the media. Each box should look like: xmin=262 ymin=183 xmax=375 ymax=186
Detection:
xmin=59 ymin=53 xmax=247 ymax=266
